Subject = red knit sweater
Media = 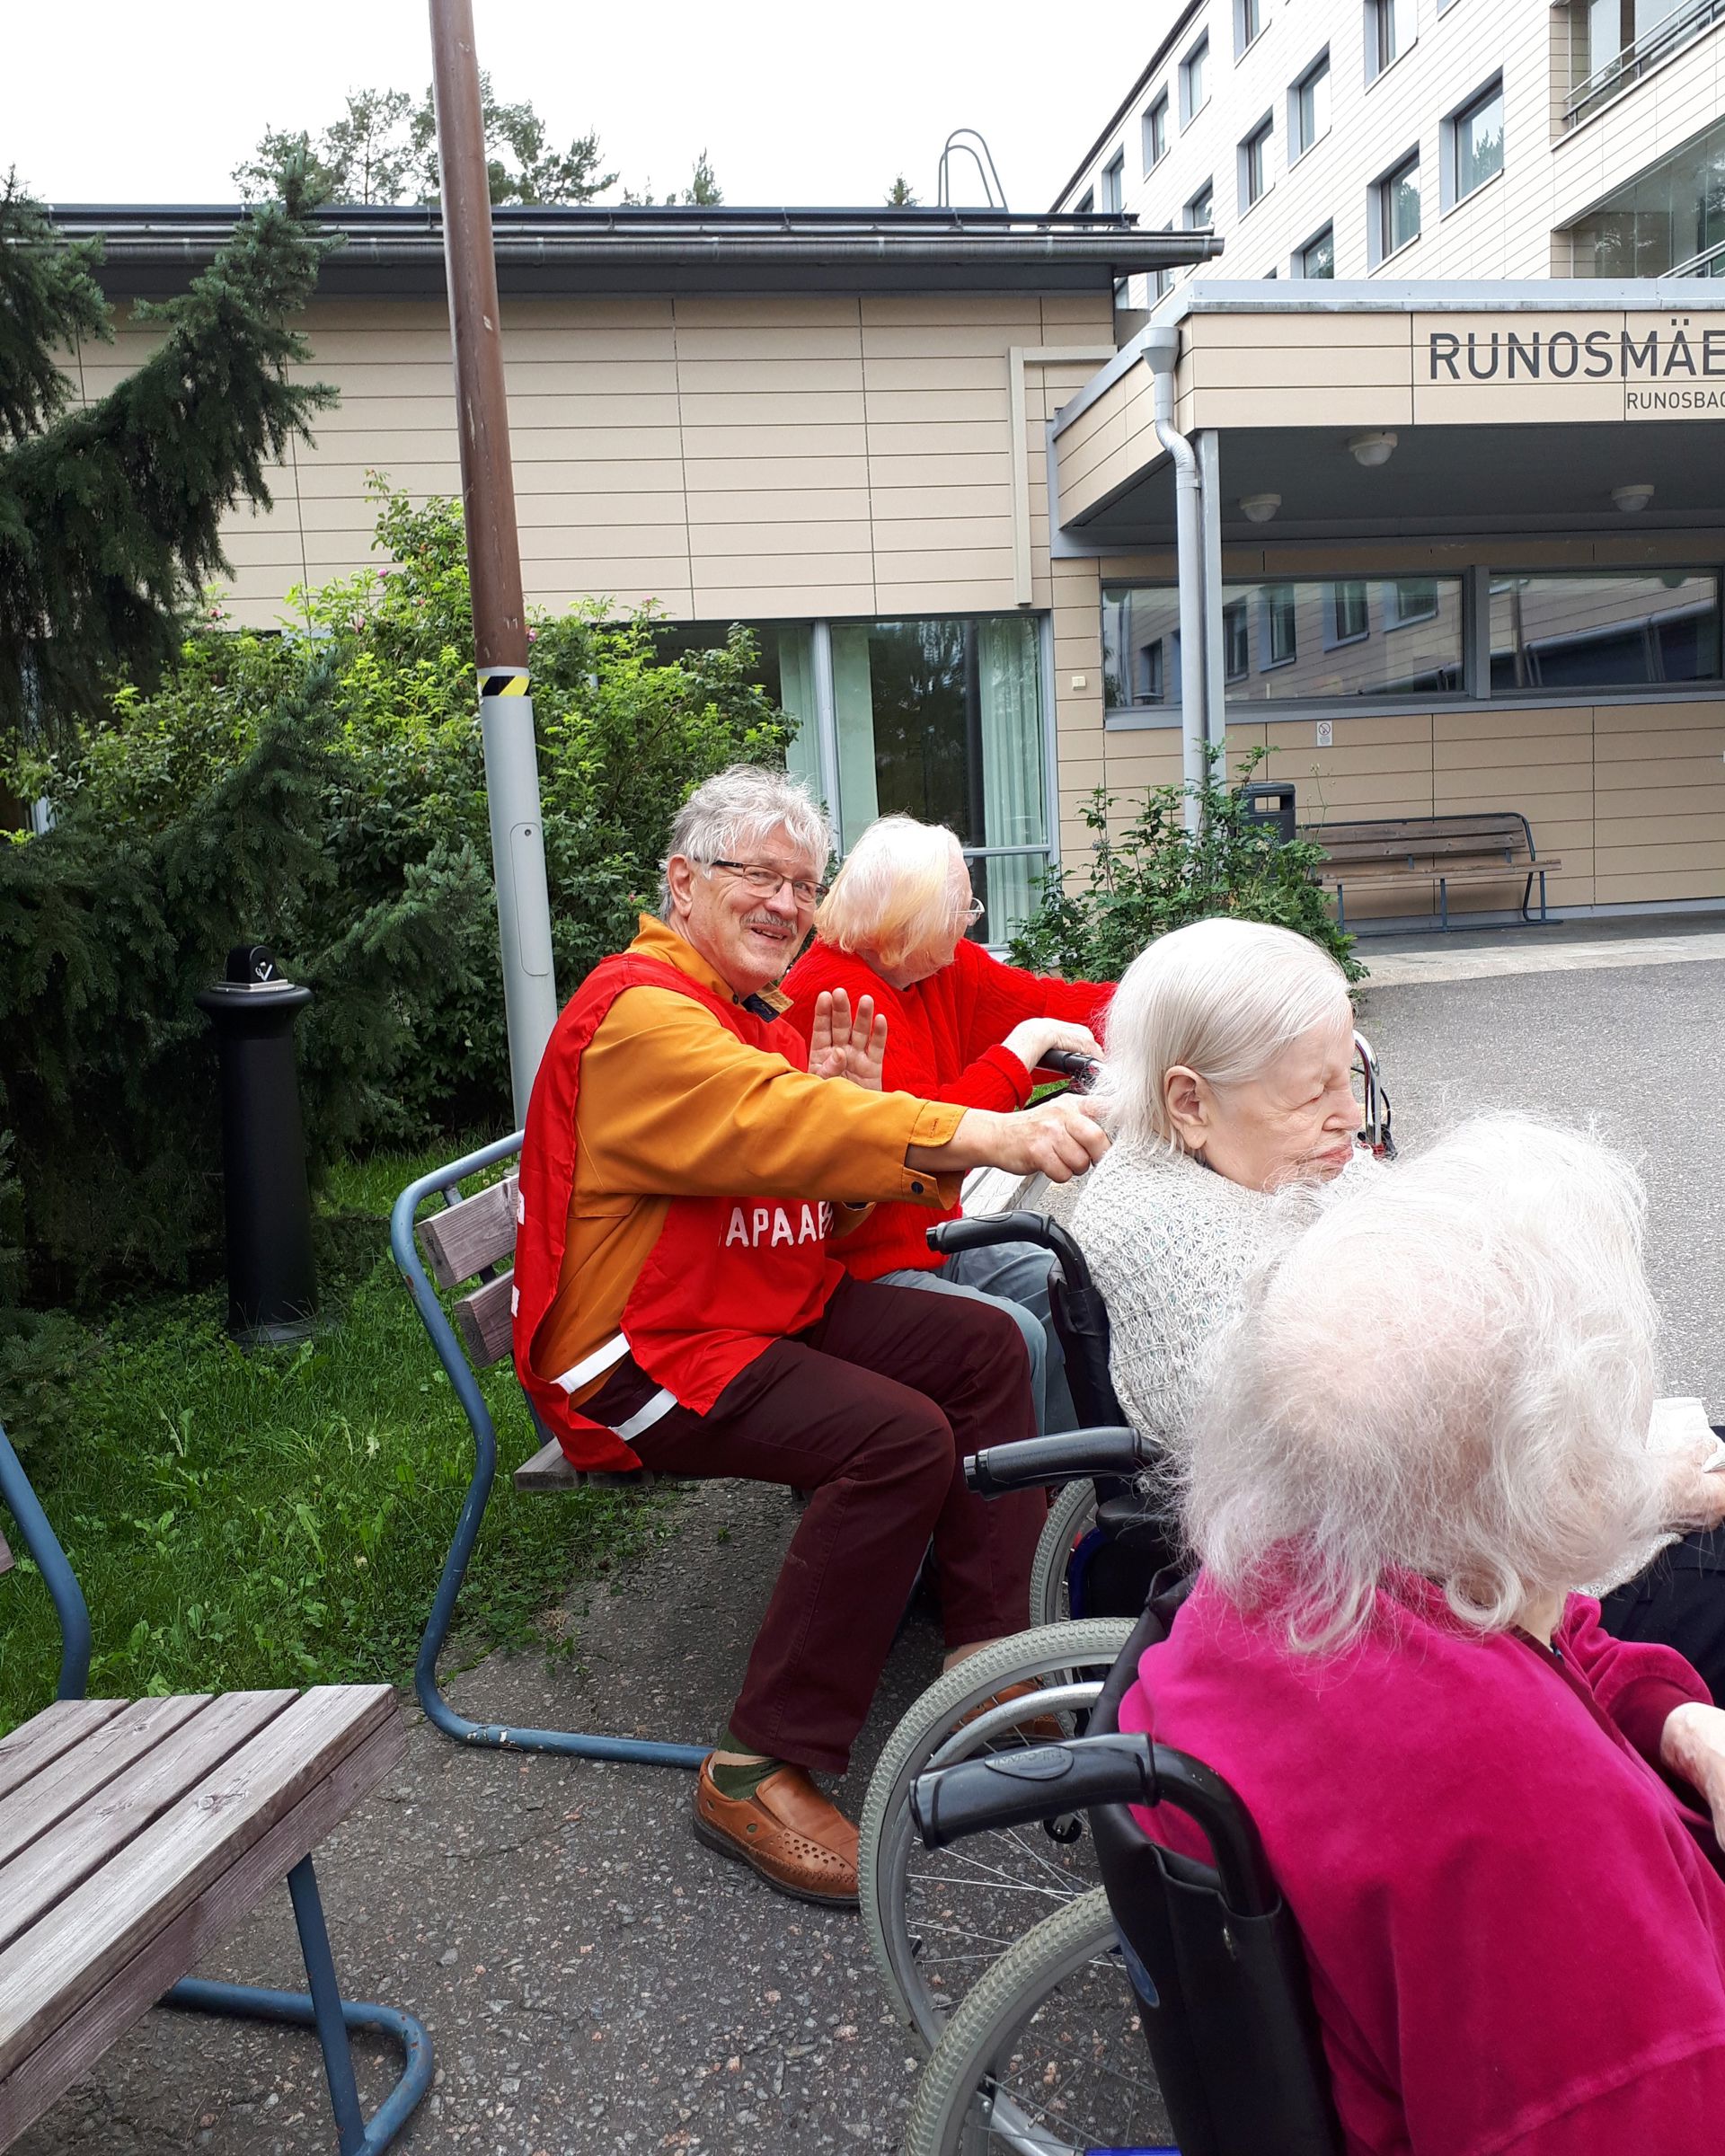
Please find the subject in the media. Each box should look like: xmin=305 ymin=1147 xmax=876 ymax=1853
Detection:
xmin=781 ymin=937 xmax=1110 ymax=1280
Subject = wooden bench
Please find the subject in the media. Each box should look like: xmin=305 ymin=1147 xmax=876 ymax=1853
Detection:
xmin=391 ymin=1134 xmax=705 ymax=1771
xmin=0 ymin=1426 xmax=430 ymax=2153
xmin=1298 ymin=812 xmax=1561 ymax=932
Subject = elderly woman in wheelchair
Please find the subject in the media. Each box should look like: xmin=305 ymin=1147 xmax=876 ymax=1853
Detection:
xmin=899 ymin=1117 xmax=1725 ymax=2156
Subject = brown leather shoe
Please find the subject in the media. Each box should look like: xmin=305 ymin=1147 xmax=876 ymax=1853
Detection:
xmin=955 ymin=1679 xmax=1067 ymax=1746
xmin=692 ymin=1757 xmax=860 ymax=1907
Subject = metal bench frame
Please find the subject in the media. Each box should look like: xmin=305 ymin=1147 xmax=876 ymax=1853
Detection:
xmin=389 ymin=1133 xmax=704 ymax=1772
xmin=0 ymin=1423 xmax=431 ymax=2155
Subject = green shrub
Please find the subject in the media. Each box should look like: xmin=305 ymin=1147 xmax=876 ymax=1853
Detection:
xmin=0 ymin=484 xmax=794 ymax=1303
xmin=1008 ymin=750 xmax=1361 ymax=984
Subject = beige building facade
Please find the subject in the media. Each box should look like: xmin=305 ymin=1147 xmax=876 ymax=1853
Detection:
xmin=1056 ymin=1 xmax=1725 ymax=293
xmin=63 ymin=204 xmax=1725 ymax=932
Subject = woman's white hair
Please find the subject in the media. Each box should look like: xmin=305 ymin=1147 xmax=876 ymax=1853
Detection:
xmin=658 ymin=764 xmax=832 ymax=916
xmin=813 ymin=815 xmax=968 ymax=972
xmin=1181 ymin=1113 xmax=1672 ymax=1654
xmin=1098 ymin=918 xmax=1353 ymax=1153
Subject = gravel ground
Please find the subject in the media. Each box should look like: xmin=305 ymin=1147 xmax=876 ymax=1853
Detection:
xmin=16 ymin=939 xmax=1724 ymax=2156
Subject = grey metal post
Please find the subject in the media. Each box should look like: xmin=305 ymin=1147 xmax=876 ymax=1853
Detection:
xmin=1198 ymin=429 xmax=1226 ymax=761
xmin=429 ymin=0 xmax=557 ymax=1123
xmin=1143 ymin=330 xmax=1206 ymax=832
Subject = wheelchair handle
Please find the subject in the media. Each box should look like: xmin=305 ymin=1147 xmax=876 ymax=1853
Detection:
xmin=913 ymin=1731 xmax=1155 ymax=1848
xmin=1039 ymin=1047 xmax=1101 ymax=1091
xmin=926 ymin=1209 xmax=1098 ymax=1295
xmin=966 ymin=1426 xmax=1146 ymax=1495
xmin=912 ymin=1733 xmax=1282 ymax=1918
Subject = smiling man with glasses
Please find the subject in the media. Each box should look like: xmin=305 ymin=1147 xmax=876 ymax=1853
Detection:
xmin=512 ymin=764 xmax=1109 ymax=1908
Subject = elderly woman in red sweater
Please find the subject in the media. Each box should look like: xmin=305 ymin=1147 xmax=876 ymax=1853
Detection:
xmin=783 ymin=815 xmax=1110 ymax=1431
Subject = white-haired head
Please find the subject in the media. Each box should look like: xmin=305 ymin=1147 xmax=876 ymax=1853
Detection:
xmin=658 ymin=764 xmax=832 ymax=918
xmin=1181 ymin=1114 xmax=1671 ymax=1654
xmin=1099 ymin=918 xmax=1353 ymax=1154
xmin=814 ymin=815 xmax=969 ymax=973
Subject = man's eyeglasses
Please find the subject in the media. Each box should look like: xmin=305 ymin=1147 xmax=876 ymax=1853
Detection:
xmin=705 ymin=859 xmax=826 ymax=908
xmin=964 ymin=895 xmax=986 ymax=925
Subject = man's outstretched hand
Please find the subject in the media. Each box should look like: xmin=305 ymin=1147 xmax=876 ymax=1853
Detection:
xmin=909 ymin=1094 xmax=1110 ymax=1184
xmin=809 ymin=986 xmax=888 ymax=1090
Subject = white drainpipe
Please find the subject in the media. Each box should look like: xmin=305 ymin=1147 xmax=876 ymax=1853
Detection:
xmin=1142 ymin=325 xmax=1206 ymax=832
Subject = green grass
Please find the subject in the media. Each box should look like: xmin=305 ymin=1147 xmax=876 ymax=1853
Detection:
xmin=0 ymin=1137 xmax=674 ymax=1734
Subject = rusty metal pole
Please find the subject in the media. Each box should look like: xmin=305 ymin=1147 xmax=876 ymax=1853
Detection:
xmin=429 ymin=0 xmax=557 ymax=1124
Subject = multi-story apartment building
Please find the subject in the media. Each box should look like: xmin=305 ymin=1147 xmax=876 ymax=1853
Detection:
xmin=1055 ymin=0 xmax=1725 ymax=298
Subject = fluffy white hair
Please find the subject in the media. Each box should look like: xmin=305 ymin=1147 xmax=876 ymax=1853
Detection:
xmin=658 ymin=764 xmax=832 ymax=917
xmin=814 ymin=815 xmax=968 ymax=971
xmin=1181 ymin=1114 xmax=1673 ymax=1653
xmin=1097 ymin=918 xmax=1353 ymax=1153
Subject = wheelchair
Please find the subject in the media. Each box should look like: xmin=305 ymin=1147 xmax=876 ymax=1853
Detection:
xmin=898 ymin=1595 xmax=1341 ymax=2156
xmin=858 ymin=1034 xmax=1396 ymax=2044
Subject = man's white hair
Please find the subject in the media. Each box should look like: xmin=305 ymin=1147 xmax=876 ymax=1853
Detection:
xmin=1098 ymin=918 xmax=1353 ymax=1153
xmin=1181 ymin=1114 xmax=1673 ymax=1653
xmin=814 ymin=815 xmax=968 ymax=971
xmin=658 ymin=764 xmax=832 ymax=917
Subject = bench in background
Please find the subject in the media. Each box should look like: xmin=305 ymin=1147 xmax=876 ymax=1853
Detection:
xmin=1298 ymin=812 xmax=1561 ymax=932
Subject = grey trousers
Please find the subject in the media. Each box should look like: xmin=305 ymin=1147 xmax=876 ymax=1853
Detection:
xmin=876 ymin=1241 xmax=1076 ymax=1434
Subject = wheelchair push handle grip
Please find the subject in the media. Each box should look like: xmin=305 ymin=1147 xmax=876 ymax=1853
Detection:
xmin=926 ymin=1208 xmax=1055 ymax=1257
xmin=912 ymin=1733 xmax=1157 ymax=1849
xmin=966 ymin=1426 xmax=1146 ymax=1495
xmin=1038 ymin=1047 xmax=1102 ymax=1091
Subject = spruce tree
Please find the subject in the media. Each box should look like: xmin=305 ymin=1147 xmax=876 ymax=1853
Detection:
xmin=0 ymin=176 xmax=333 ymax=742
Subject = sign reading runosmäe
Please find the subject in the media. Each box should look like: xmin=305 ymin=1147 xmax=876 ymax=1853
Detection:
xmin=1426 ymin=315 xmax=1725 ymax=417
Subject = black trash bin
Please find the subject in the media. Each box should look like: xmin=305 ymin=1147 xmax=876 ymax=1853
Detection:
xmin=196 ymin=945 xmax=318 ymax=1348
xmin=1237 ymin=779 xmax=1297 ymax=845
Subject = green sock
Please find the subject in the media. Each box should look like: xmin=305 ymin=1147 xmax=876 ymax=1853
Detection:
xmin=710 ymin=1723 xmax=782 ymax=1800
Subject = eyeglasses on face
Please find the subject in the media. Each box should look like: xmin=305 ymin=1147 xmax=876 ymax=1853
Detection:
xmin=964 ymin=894 xmax=986 ymax=924
xmin=705 ymin=858 xmax=827 ymax=908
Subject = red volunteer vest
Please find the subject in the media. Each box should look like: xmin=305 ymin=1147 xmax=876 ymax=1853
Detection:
xmin=513 ymin=950 xmax=845 ymax=1471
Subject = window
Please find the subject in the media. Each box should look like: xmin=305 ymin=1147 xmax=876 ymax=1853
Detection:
xmin=1100 ymin=152 xmax=1125 ymax=213
xmin=1564 ymin=113 xmax=1725 ymax=275
xmin=1143 ymin=93 xmax=1170 ymax=172
xmin=1489 ymin=571 xmax=1722 ymax=690
xmin=1446 ymin=79 xmax=1504 ymax=208
xmin=1103 ymin=579 xmax=1466 ymax=707
xmin=1291 ymin=55 xmax=1331 ymax=160
xmin=1153 ymin=266 xmax=1177 ymax=300
xmin=1385 ymin=578 xmax=1439 ymax=627
xmin=1330 ymin=582 xmax=1370 ymax=645
xmin=1296 ymin=224 xmax=1336 ymax=277
xmin=1241 ymin=118 xmax=1274 ymax=209
xmin=828 ymin=614 xmax=1049 ymax=932
xmin=1265 ymin=587 xmax=1298 ymax=667
xmin=1075 ymin=188 xmax=1094 ymax=215
xmin=1371 ymin=152 xmax=1421 ymax=263
xmin=1224 ymin=600 xmax=1251 ymax=681
xmin=1366 ymin=0 xmax=1406 ymax=80
xmin=1187 ymin=181 xmax=1216 ymax=230
xmin=1236 ymin=0 xmax=1266 ymax=55
xmin=1181 ymin=33 xmax=1210 ymax=125
xmin=1570 ymin=1 xmax=1724 ymax=128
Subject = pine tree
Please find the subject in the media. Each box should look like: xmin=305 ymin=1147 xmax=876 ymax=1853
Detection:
xmin=886 ymin=175 xmax=919 ymax=206
xmin=0 ymin=176 xmax=333 ymax=742
xmin=684 ymin=151 xmax=724 ymax=207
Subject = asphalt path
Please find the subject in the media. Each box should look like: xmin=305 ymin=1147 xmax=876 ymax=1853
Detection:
xmin=15 ymin=945 xmax=1723 ymax=2156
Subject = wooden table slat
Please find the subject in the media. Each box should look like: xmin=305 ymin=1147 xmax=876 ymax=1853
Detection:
xmin=0 ymin=1695 xmax=209 ymax=1873
xmin=0 ymin=1692 xmax=296 ymax=1962
xmin=0 ymin=1684 xmax=396 ymax=2079
xmin=417 ymin=1173 xmax=518 ymax=1288
xmin=0 ymin=1708 xmax=405 ymax=2150
xmin=0 ymin=1702 xmax=129 ymax=1809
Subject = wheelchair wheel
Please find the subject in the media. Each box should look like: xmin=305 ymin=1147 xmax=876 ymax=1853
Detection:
xmin=1029 ymin=1479 xmax=1099 ymax=1628
xmin=858 ymin=1618 xmax=1137 ymax=2046
xmin=903 ymin=1886 xmax=1175 ymax=2156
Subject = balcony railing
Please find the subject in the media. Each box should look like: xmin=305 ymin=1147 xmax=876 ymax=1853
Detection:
xmin=1671 ymin=235 xmax=1725 ymax=278
xmin=1565 ymin=0 xmax=1725 ymax=128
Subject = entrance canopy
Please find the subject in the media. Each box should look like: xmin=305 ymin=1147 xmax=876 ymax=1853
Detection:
xmin=1052 ymin=281 xmax=1725 ymax=546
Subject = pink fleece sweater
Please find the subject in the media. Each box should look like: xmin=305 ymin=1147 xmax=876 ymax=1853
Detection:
xmin=1119 ymin=1573 xmax=1725 ymax=2154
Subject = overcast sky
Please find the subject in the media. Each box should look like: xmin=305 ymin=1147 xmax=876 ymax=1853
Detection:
xmin=3 ymin=0 xmax=1147 ymax=215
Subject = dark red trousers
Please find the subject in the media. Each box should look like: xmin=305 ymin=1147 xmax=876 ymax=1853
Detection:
xmin=584 ymin=1275 xmax=1044 ymax=1775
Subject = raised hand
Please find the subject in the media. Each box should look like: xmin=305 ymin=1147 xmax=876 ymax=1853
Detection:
xmin=809 ymin=986 xmax=889 ymax=1090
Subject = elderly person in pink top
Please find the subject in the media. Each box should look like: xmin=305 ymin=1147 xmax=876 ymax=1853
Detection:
xmin=1121 ymin=1116 xmax=1725 ymax=2154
